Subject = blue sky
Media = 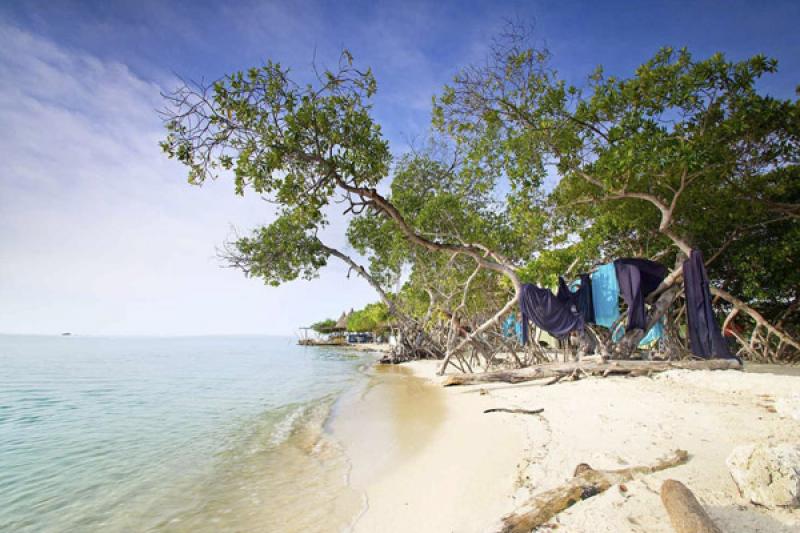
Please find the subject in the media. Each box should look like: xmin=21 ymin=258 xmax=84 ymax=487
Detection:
xmin=0 ymin=1 xmax=797 ymax=335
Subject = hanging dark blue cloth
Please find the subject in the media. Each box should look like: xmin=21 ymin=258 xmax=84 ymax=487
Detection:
xmin=520 ymin=283 xmax=584 ymax=344
xmin=575 ymin=274 xmax=596 ymax=324
xmin=613 ymin=258 xmax=668 ymax=331
xmin=558 ymin=275 xmax=595 ymax=323
xmin=683 ymin=250 xmax=735 ymax=359
xmin=557 ymin=276 xmax=574 ymax=304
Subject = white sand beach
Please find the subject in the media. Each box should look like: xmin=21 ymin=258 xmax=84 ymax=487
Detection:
xmin=340 ymin=361 xmax=800 ymax=533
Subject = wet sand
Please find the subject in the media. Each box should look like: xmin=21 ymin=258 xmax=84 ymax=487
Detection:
xmin=334 ymin=365 xmax=446 ymax=489
xmin=335 ymin=363 xmax=530 ymax=533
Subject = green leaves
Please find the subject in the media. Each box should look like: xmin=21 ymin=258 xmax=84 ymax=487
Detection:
xmin=310 ymin=318 xmax=337 ymax=334
xmin=163 ymin=38 xmax=799 ymax=335
xmin=161 ymin=53 xmax=399 ymax=291
xmin=162 ymin=56 xmax=390 ymax=209
xmin=229 ymin=212 xmax=329 ymax=287
xmin=431 ymin=30 xmax=799 ymax=326
xmin=347 ymin=302 xmax=391 ymax=332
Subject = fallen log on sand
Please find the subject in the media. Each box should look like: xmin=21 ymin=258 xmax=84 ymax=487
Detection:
xmin=660 ymin=479 xmax=723 ymax=533
xmin=496 ymin=449 xmax=689 ymax=533
xmin=443 ymin=359 xmax=741 ymax=387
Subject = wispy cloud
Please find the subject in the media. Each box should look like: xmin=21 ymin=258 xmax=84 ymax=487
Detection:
xmin=0 ymin=24 xmax=378 ymax=335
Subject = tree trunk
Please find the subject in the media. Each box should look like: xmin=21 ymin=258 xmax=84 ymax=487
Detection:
xmin=711 ymin=286 xmax=800 ymax=355
xmin=333 ymin=178 xmax=525 ymax=374
xmin=442 ymin=358 xmax=742 ymax=386
xmin=321 ymin=244 xmax=403 ymax=318
xmin=437 ymin=289 xmax=521 ymax=375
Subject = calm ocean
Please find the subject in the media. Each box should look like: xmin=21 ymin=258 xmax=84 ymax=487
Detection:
xmin=0 ymin=335 xmax=373 ymax=532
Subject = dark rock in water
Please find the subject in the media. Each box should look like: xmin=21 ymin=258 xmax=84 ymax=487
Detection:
xmin=378 ymin=352 xmax=411 ymax=364
xmin=61 ymin=332 xmax=72 ymax=336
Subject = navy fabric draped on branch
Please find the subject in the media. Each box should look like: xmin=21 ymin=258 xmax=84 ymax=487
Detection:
xmin=569 ymin=274 xmax=596 ymax=324
xmin=614 ymin=258 xmax=668 ymax=331
xmin=520 ymin=283 xmax=584 ymax=344
xmin=519 ymin=253 xmax=737 ymax=360
xmin=683 ymin=250 xmax=735 ymax=359
xmin=557 ymin=275 xmax=595 ymax=323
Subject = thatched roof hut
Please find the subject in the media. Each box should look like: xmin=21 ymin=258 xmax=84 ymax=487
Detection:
xmin=334 ymin=311 xmax=350 ymax=330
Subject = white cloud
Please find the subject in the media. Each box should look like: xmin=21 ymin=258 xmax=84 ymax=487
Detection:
xmin=0 ymin=24 xmax=378 ymax=335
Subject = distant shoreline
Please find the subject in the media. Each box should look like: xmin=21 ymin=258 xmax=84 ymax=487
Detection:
xmin=345 ymin=342 xmax=393 ymax=354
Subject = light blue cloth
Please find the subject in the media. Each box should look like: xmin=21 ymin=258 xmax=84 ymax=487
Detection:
xmin=592 ymin=262 xmax=664 ymax=347
xmin=640 ymin=320 xmax=664 ymax=345
xmin=590 ymin=263 xmax=620 ymax=329
xmin=612 ymin=318 xmax=664 ymax=346
xmin=502 ymin=315 xmax=523 ymax=342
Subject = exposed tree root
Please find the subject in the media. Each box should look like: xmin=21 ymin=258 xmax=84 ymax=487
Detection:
xmin=442 ymin=359 xmax=742 ymax=386
xmin=711 ymin=286 xmax=800 ymax=359
xmin=495 ymin=449 xmax=689 ymax=533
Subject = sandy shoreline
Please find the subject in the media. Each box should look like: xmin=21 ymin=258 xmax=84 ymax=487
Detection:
xmin=336 ymin=360 xmax=800 ymax=532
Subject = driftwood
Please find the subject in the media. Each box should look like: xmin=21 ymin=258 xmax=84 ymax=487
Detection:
xmin=443 ymin=359 xmax=742 ymax=387
xmin=497 ymin=449 xmax=689 ymax=533
xmin=483 ymin=408 xmax=544 ymax=415
xmin=660 ymin=479 xmax=723 ymax=533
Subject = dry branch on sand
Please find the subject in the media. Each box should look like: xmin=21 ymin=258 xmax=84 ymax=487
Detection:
xmin=442 ymin=359 xmax=742 ymax=387
xmin=483 ymin=408 xmax=544 ymax=415
xmin=495 ymin=449 xmax=689 ymax=533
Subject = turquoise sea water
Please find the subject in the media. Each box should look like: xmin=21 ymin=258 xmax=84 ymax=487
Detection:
xmin=0 ymin=335 xmax=372 ymax=532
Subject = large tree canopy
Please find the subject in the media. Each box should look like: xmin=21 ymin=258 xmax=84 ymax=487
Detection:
xmin=161 ymin=52 xmax=526 ymax=369
xmin=433 ymin=34 xmax=800 ymax=358
xmin=163 ymin=33 xmax=800 ymax=369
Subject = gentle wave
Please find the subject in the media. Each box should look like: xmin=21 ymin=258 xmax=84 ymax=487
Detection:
xmin=0 ymin=335 xmax=372 ymax=532
xmin=268 ymin=404 xmax=308 ymax=447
